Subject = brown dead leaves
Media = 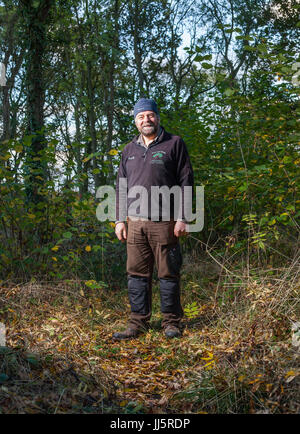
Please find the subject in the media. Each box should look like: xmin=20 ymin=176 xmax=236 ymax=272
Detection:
xmin=0 ymin=275 xmax=299 ymax=414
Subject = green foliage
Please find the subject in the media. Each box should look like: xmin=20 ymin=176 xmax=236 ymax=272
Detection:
xmin=0 ymin=135 xmax=126 ymax=283
xmin=184 ymin=302 xmax=200 ymax=319
xmin=0 ymin=0 xmax=299 ymax=282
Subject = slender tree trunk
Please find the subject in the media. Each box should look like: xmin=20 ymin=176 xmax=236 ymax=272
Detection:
xmin=1 ymin=84 xmax=10 ymax=141
xmin=132 ymin=0 xmax=146 ymax=96
xmin=86 ymin=59 xmax=102 ymax=190
xmin=105 ymin=0 xmax=119 ymax=182
xmin=74 ymin=101 xmax=87 ymax=198
xmin=1 ymin=11 xmax=19 ymax=141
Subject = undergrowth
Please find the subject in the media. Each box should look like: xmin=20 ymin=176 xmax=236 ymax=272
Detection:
xmin=0 ymin=241 xmax=299 ymax=414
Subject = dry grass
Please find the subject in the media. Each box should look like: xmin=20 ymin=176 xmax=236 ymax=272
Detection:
xmin=0 ymin=248 xmax=299 ymax=414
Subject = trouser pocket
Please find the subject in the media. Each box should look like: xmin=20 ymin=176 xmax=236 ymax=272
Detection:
xmin=157 ymin=242 xmax=182 ymax=279
xmin=166 ymin=243 xmax=183 ymax=276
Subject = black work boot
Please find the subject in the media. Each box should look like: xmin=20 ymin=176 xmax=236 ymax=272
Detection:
xmin=164 ymin=325 xmax=182 ymax=338
xmin=112 ymin=326 xmax=141 ymax=340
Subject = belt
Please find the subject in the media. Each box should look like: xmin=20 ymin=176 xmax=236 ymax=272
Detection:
xmin=128 ymin=216 xmax=150 ymax=222
xmin=128 ymin=216 xmax=175 ymax=222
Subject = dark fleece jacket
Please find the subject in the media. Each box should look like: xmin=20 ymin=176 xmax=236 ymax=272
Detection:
xmin=115 ymin=127 xmax=194 ymax=221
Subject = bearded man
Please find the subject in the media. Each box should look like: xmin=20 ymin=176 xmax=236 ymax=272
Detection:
xmin=113 ymin=98 xmax=194 ymax=340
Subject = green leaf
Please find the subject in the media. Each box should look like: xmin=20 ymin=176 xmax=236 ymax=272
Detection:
xmin=224 ymin=88 xmax=235 ymax=96
xmin=257 ymin=44 xmax=268 ymax=53
xmin=244 ymin=45 xmax=256 ymax=51
xmin=63 ymin=232 xmax=72 ymax=239
xmin=238 ymin=182 xmax=248 ymax=192
xmin=202 ymin=62 xmax=213 ymax=69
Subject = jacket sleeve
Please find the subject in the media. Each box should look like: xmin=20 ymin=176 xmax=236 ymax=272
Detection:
xmin=115 ymin=152 xmax=127 ymax=223
xmin=174 ymin=138 xmax=194 ymax=221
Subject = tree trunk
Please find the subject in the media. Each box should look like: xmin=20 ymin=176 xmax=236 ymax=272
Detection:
xmin=132 ymin=0 xmax=146 ymax=96
xmin=20 ymin=0 xmax=54 ymax=207
xmin=1 ymin=84 xmax=10 ymax=141
xmin=19 ymin=0 xmax=54 ymax=247
xmin=86 ymin=59 xmax=102 ymax=190
xmin=105 ymin=0 xmax=119 ymax=183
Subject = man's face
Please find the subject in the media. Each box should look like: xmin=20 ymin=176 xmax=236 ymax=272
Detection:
xmin=135 ymin=111 xmax=160 ymax=137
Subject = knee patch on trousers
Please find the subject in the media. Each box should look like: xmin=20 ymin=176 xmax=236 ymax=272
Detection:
xmin=159 ymin=278 xmax=181 ymax=313
xmin=128 ymin=275 xmax=150 ymax=314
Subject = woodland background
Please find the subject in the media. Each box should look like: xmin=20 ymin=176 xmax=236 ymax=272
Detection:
xmin=0 ymin=0 xmax=299 ymax=414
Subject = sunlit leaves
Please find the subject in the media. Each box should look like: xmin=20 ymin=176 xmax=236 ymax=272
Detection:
xmin=184 ymin=302 xmax=200 ymax=319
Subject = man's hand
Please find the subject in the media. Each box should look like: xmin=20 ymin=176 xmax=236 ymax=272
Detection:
xmin=115 ymin=222 xmax=127 ymax=242
xmin=174 ymin=220 xmax=187 ymax=237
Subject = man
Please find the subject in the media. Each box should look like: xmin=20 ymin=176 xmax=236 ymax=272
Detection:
xmin=113 ymin=98 xmax=194 ymax=340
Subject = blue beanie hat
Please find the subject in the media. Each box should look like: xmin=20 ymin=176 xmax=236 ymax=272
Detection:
xmin=133 ymin=98 xmax=158 ymax=118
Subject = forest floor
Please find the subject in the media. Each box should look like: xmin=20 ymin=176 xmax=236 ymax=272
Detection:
xmin=0 ymin=255 xmax=299 ymax=414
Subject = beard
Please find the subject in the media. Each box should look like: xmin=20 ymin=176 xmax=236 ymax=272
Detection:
xmin=140 ymin=122 xmax=159 ymax=137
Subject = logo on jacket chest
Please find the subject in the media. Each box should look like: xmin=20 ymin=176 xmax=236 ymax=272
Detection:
xmin=151 ymin=150 xmax=166 ymax=164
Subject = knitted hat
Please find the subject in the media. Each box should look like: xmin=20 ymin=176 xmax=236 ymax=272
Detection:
xmin=133 ymin=98 xmax=158 ymax=118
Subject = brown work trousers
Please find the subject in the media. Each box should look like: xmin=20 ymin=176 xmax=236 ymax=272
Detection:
xmin=126 ymin=218 xmax=183 ymax=330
